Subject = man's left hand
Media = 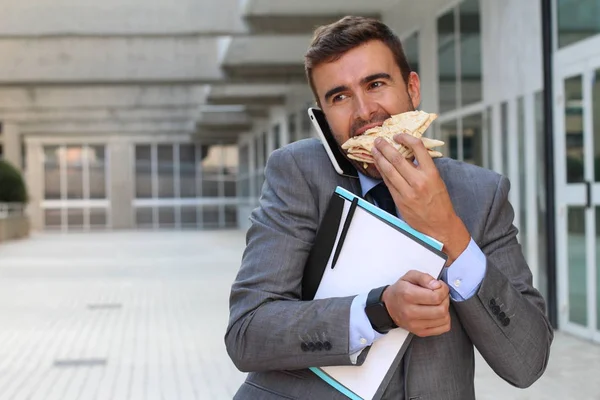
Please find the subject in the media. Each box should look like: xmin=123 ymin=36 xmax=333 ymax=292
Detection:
xmin=371 ymin=133 xmax=470 ymax=265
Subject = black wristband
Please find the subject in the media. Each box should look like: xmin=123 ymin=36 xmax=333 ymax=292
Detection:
xmin=365 ymin=285 xmax=397 ymax=334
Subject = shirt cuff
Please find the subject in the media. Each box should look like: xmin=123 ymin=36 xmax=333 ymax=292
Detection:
xmin=442 ymin=238 xmax=487 ymax=301
xmin=348 ymin=293 xmax=386 ymax=363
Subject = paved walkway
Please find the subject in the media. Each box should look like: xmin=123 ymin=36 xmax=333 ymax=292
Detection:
xmin=0 ymin=231 xmax=598 ymax=400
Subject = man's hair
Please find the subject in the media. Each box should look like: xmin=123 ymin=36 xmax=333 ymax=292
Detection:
xmin=304 ymin=16 xmax=412 ymax=104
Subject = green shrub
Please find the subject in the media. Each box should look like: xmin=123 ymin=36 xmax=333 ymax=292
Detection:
xmin=0 ymin=159 xmax=28 ymax=203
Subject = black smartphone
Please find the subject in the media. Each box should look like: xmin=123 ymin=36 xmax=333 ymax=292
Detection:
xmin=307 ymin=107 xmax=357 ymax=177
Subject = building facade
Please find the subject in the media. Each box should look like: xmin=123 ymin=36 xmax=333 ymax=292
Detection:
xmin=0 ymin=0 xmax=598 ymax=343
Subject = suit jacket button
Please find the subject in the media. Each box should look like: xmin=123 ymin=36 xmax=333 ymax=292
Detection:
xmin=308 ymin=342 xmax=316 ymax=351
xmin=489 ymin=299 xmax=496 ymax=307
xmin=315 ymin=341 xmax=324 ymax=351
xmin=502 ymin=317 xmax=510 ymax=327
xmin=323 ymin=341 xmax=332 ymax=351
xmin=301 ymin=342 xmax=309 ymax=352
xmin=498 ymin=311 xmax=506 ymax=320
xmin=492 ymin=305 xmax=500 ymax=315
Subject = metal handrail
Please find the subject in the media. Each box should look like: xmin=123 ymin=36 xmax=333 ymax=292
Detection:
xmin=0 ymin=203 xmax=25 ymax=219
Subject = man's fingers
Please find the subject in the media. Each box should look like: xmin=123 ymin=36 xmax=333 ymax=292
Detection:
xmin=414 ymin=320 xmax=452 ymax=338
xmin=404 ymin=302 xmax=449 ymax=321
xmin=402 ymin=270 xmax=438 ymax=290
xmin=372 ymin=137 xmax=420 ymax=185
xmin=394 ymin=133 xmax=436 ymax=171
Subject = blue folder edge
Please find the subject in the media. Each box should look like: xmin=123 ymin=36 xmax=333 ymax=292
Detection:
xmin=308 ymin=186 xmax=445 ymax=399
xmin=335 ymin=186 xmax=443 ymax=251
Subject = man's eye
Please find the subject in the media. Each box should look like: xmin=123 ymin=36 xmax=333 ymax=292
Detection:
xmin=333 ymin=94 xmax=348 ymax=103
xmin=370 ymin=81 xmax=384 ymax=89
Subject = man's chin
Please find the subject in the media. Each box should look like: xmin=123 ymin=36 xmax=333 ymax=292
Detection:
xmin=350 ymin=161 xmax=382 ymax=180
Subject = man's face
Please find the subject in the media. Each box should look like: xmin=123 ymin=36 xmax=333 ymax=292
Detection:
xmin=311 ymin=40 xmax=421 ymax=178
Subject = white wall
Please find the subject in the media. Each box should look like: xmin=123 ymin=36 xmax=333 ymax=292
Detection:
xmin=384 ymin=0 xmax=543 ymax=108
xmin=481 ymin=0 xmax=543 ymax=102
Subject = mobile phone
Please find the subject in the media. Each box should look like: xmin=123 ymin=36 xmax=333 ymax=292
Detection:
xmin=307 ymin=107 xmax=357 ymax=177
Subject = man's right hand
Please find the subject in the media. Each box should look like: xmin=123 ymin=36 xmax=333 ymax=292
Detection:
xmin=381 ymin=270 xmax=451 ymax=337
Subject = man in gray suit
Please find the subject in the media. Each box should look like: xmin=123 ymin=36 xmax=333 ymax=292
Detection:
xmin=225 ymin=16 xmax=553 ymax=399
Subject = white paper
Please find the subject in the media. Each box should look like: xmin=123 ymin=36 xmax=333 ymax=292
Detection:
xmin=313 ymin=199 xmax=447 ymax=400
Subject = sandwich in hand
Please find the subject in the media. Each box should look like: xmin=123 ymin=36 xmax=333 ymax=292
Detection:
xmin=341 ymin=110 xmax=444 ymax=168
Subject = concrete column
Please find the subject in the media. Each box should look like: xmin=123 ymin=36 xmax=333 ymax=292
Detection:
xmin=24 ymin=141 xmax=44 ymax=231
xmin=2 ymin=123 xmax=22 ymax=171
xmin=108 ymin=139 xmax=135 ymax=229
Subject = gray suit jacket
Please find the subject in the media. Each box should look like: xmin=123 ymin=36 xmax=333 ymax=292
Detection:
xmin=225 ymin=138 xmax=553 ymax=400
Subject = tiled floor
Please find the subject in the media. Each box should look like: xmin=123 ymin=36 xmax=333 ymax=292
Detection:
xmin=0 ymin=230 xmax=598 ymax=400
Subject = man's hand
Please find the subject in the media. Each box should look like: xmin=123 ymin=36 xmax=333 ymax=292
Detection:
xmin=382 ymin=270 xmax=451 ymax=337
xmin=371 ymin=133 xmax=470 ymax=264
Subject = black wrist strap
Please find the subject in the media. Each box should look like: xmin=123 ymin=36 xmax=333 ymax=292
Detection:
xmin=367 ymin=285 xmax=389 ymax=306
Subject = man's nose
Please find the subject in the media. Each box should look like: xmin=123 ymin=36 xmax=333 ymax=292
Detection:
xmin=353 ymin=95 xmax=378 ymax=122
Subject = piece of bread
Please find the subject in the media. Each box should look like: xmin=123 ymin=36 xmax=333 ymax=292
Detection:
xmin=341 ymin=111 xmax=444 ymax=165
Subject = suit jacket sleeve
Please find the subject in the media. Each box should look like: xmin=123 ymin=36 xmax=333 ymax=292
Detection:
xmin=225 ymin=147 xmax=358 ymax=372
xmin=452 ymin=175 xmax=553 ymax=388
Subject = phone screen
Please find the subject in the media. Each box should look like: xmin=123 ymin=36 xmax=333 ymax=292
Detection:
xmin=308 ymin=108 xmax=357 ymax=177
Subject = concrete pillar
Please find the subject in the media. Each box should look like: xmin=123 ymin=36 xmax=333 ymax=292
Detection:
xmin=108 ymin=139 xmax=135 ymax=229
xmin=2 ymin=123 xmax=22 ymax=171
xmin=24 ymin=141 xmax=44 ymax=231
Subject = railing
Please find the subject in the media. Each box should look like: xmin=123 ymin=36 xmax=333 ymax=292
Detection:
xmin=0 ymin=203 xmax=26 ymax=219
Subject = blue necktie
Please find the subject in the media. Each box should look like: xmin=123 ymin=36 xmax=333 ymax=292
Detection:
xmin=368 ymin=183 xmax=397 ymax=216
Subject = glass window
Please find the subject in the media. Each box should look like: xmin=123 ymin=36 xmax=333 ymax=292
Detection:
xmin=288 ymin=114 xmax=297 ymax=142
xmin=438 ymin=1 xmax=482 ymax=113
xmin=202 ymin=145 xmax=222 ymax=197
xmin=262 ymin=132 xmax=268 ymax=162
xmin=239 ymin=177 xmax=250 ymax=197
xmin=535 ymin=90 xmax=548 ymax=302
xmin=485 ymin=106 xmax=493 ymax=170
xmin=88 ymin=146 xmax=106 ymax=199
xmin=179 ymin=144 xmax=197 ymax=198
xmin=67 ymin=208 xmax=84 ymax=228
xmin=438 ymin=9 xmax=457 ymax=113
xmin=565 ymin=75 xmax=584 ymax=183
xmin=440 ymin=120 xmax=458 ymax=159
xmin=136 ymin=207 xmax=153 ymax=228
xmin=255 ymin=135 xmax=264 ymax=169
xmin=44 ymin=146 xmax=61 ymax=200
xmin=568 ymin=207 xmax=587 ymax=326
xmin=89 ymin=208 xmax=107 ymax=228
xmin=66 ymin=146 xmax=84 ymax=200
xmin=517 ymin=96 xmax=528 ymax=260
xmin=223 ymin=145 xmax=238 ymax=198
xmin=273 ymin=124 xmax=281 ymax=150
xmin=558 ymin=0 xmax=600 ymax=48
xmin=501 ymin=102 xmax=509 ymax=175
xmin=157 ymin=145 xmax=174 ymax=198
xmin=135 ymin=145 xmax=153 ymax=199
xmin=460 ymin=0 xmax=482 ymax=106
xmin=239 ymin=144 xmax=249 ymax=176
xmin=158 ymin=207 xmax=175 ymax=228
xmin=403 ymin=31 xmax=419 ymax=75
xmin=301 ymin=105 xmax=312 ymax=135
xmin=44 ymin=209 xmax=62 ymax=228
xmin=181 ymin=206 xmax=198 ymax=228
xmin=225 ymin=205 xmax=237 ymax=228
xmin=463 ymin=113 xmax=483 ymax=166
xmin=202 ymin=206 xmax=220 ymax=228
xmin=594 ymin=69 xmax=600 ymax=182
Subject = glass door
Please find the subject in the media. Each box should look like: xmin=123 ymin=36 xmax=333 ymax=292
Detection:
xmin=555 ymin=55 xmax=600 ymax=342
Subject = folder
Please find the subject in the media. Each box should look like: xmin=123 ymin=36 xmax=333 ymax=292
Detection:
xmin=302 ymin=186 xmax=448 ymax=400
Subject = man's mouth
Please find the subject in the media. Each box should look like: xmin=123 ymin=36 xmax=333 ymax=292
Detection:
xmin=353 ymin=122 xmax=385 ymax=137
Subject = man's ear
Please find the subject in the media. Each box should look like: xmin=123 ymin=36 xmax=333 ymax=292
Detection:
xmin=407 ymin=72 xmax=421 ymax=110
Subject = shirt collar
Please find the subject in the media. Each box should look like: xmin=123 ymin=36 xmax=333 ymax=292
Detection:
xmin=357 ymin=172 xmax=382 ymax=197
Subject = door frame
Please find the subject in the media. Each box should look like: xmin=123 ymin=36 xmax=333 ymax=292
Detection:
xmin=554 ymin=38 xmax=600 ymax=342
